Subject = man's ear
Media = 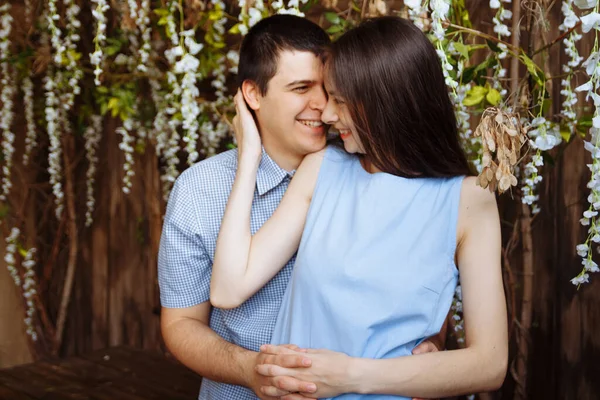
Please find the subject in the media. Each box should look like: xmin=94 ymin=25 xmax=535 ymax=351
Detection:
xmin=241 ymin=80 xmax=262 ymax=111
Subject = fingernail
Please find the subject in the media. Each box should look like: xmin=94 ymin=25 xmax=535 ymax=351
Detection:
xmin=306 ymin=384 xmax=317 ymax=392
xmin=260 ymin=345 xmax=267 ymax=351
xmin=302 ymin=358 xmax=311 ymax=366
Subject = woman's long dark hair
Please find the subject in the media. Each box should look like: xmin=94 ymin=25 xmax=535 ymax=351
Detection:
xmin=328 ymin=16 xmax=472 ymax=178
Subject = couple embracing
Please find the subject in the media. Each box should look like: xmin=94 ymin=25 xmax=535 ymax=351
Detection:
xmin=159 ymin=13 xmax=507 ymax=400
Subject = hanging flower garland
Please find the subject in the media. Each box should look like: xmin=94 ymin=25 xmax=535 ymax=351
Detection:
xmin=90 ymin=0 xmax=109 ymax=86
xmin=5 ymin=227 xmax=20 ymax=287
xmin=573 ymin=1 xmax=600 ymax=285
xmin=560 ymin=0 xmax=583 ymax=132
xmin=0 ymin=3 xmax=15 ymax=202
xmin=84 ymin=116 xmax=103 ymax=226
xmin=22 ymin=75 xmax=37 ymax=166
xmin=44 ymin=68 xmax=64 ymax=219
xmin=21 ymin=247 xmax=38 ymax=342
xmin=116 ymin=119 xmax=136 ymax=194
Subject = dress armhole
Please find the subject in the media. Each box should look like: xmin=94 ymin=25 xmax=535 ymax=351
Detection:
xmin=447 ymin=176 xmax=466 ymax=272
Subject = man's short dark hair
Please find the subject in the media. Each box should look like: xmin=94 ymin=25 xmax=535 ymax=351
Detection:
xmin=238 ymin=15 xmax=330 ymax=95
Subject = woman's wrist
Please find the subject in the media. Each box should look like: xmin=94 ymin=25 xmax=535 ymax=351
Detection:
xmin=344 ymin=357 xmax=372 ymax=394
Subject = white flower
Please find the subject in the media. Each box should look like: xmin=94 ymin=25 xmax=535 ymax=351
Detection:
xmin=431 ymin=0 xmax=450 ymax=17
xmin=571 ymin=273 xmax=589 ymax=285
xmin=174 ymin=53 xmax=201 ymax=74
xmin=577 ymin=244 xmax=589 ymax=256
xmin=574 ymin=0 xmax=598 ymax=9
xmin=490 ymin=0 xmax=501 ymax=8
xmin=185 ymin=37 xmax=204 ymax=55
xmin=22 ymin=76 xmax=37 ymax=166
xmin=404 ymin=0 xmax=422 ymax=8
xmin=581 ymin=12 xmax=600 ymax=33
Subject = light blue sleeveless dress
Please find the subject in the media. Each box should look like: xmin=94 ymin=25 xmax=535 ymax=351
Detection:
xmin=270 ymin=145 xmax=464 ymax=399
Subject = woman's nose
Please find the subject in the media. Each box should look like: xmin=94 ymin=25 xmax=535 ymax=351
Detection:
xmin=321 ymin=101 xmax=339 ymax=125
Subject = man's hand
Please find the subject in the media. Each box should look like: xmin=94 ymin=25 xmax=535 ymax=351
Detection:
xmin=411 ymin=339 xmax=440 ymax=400
xmin=257 ymin=340 xmax=442 ymax=400
xmin=257 ymin=345 xmax=353 ymax=399
xmin=248 ymin=344 xmax=318 ymax=399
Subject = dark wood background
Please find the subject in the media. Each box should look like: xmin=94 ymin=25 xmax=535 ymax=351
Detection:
xmin=1 ymin=1 xmax=599 ymax=399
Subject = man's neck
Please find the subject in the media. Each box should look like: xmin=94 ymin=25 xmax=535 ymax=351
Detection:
xmin=262 ymin=138 xmax=303 ymax=172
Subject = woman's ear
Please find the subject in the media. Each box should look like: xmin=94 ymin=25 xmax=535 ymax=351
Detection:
xmin=241 ymin=80 xmax=261 ymax=111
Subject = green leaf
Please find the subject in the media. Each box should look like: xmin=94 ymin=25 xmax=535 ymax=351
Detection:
xmin=461 ymin=57 xmax=497 ymax=85
xmin=560 ymin=125 xmax=572 ymax=143
xmin=453 ymin=42 xmax=470 ymax=60
xmin=520 ymin=53 xmax=545 ymax=86
xmin=463 ymin=85 xmax=488 ymax=107
xmin=158 ymin=16 xmax=169 ymax=26
xmin=229 ymin=24 xmax=241 ymax=34
xmin=486 ymin=39 xmax=501 ymax=53
xmin=154 ymin=8 xmax=170 ymax=17
xmin=326 ymin=25 xmax=345 ymax=34
xmin=325 ymin=12 xmax=341 ymax=25
xmin=107 ymin=97 xmax=120 ymax=112
xmin=486 ymin=88 xmax=502 ymax=106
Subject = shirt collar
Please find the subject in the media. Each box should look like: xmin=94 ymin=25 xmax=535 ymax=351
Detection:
xmin=256 ymin=147 xmax=295 ymax=196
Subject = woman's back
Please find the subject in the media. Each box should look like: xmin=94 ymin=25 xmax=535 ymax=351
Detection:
xmin=271 ymin=145 xmax=464 ymax=398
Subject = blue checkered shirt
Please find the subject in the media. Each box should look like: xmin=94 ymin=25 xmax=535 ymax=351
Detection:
xmin=158 ymin=148 xmax=295 ymax=400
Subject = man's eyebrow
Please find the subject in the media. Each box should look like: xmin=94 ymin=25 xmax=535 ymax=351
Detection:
xmin=285 ymin=80 xmax=316 ymax=88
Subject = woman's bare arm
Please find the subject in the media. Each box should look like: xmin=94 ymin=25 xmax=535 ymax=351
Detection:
xmin=210 ymin=91 xmax=325 ymax=309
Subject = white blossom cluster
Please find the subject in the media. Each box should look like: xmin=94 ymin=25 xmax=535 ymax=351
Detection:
xmin=165 ymin=24 xmax=204 ymax=166
xmin=62 ymin=0 xmax=83 ymax=103
xmin=161 ymin=123 xmax=182 ymax=200
xmin=489 ymin=0 xmax=511 ymax=99
xmin=274 ymin=0 xmax=308 ymax=17
xmin=573 ymin=1 xmax=600 ymax=286
xmin=21 ymin=247 xmax=38 ymax=342
xmin=0 ymin=4 xmax=15 ymax=202
xmin=560 ymin=0 xmax=583 ymax=131
xmin=429 ymin=0 xmax=451 ymax=41
xmin=128 ymin=0 xmax=152 ymax=73
xmin=427 ymin=0 xmax=459 ymax=90
xmin=44 ymin=69 xmax=64 ymax=219
xmin=116 ymin=119 xmax=137 ymax=194
xmin=47 ymin=0 xmax=66 ymax=65
xmin=5 ymin=227 xmax=20 ymax=287
xmin=84 ymin=116 xmax=103 ymax=226
xmin=404 ymin=0 xmax=428 ymax=31
xmin=148 ymin=66 xmax=181 ymax=199
xmin=236 ymin=0 xmax=266 ymax=36
xmin=522 ymin=117 xmax=561 ymax=214
xmin=22 ymin=76 xmax=37 ymax=166
xmin=90 ymin=0 xmax=109 ymax=86
xmin=490 ymin=0 xmax=512 ymax=37
xmin=450 ymin=285 xmax=465 ymax=344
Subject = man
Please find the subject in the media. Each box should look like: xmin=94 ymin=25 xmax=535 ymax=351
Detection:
xmin=158 ymin=14 xmax=441 ymax=400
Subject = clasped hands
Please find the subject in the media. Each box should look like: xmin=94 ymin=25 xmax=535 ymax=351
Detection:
xmin=252 ymin=342 xmax=439 ymax=400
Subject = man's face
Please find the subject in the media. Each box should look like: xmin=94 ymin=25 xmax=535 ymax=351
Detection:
xmin=254 ymin=50 xmax=327 ymax=163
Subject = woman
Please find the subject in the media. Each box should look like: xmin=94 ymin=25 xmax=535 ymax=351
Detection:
xmin=211 ymin=16 xmax=507 ymax=399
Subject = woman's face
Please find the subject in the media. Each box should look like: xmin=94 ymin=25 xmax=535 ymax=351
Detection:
xmin=321 ymin=73 xmax=365 ymax=155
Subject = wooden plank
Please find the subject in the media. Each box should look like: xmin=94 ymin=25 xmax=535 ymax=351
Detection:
xmin=0 ymin=382 xmax=36 ymax=400
xmin=45 ymin=356 xmax=193 ymax=400
xmin=0 ymin=364 xmax=89 ymax=400
xmin=81 ymin=347 xmax=200 ymax=395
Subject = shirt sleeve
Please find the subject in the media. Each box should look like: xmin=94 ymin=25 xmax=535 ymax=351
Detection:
xmin=158 ymin=178 xmax=211 ymax=308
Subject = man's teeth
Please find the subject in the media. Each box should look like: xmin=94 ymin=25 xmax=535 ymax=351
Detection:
xmin=298 ymin=120 xmax=322 ymax=128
